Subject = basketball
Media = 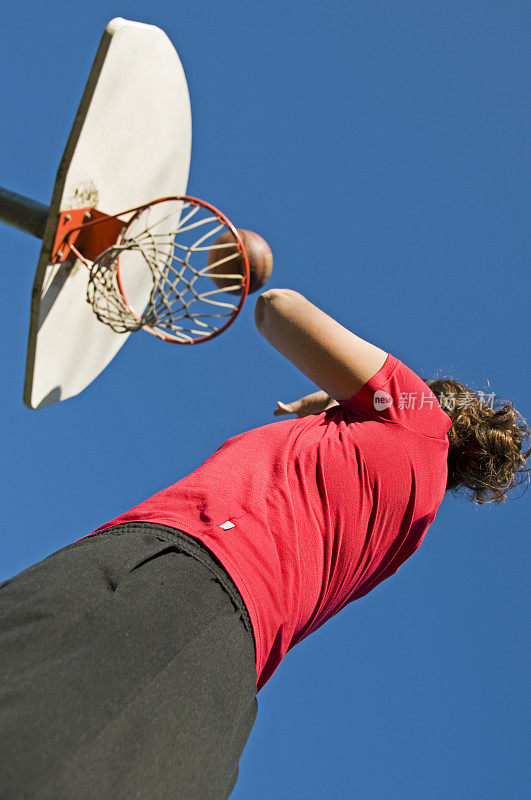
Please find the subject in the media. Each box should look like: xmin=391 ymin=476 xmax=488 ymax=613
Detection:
xmin=207 ymin=229 xmax=273 ymax=295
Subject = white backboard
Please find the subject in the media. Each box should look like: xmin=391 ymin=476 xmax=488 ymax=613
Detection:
xmin=24 ymin=18 xmax=192 ymax=408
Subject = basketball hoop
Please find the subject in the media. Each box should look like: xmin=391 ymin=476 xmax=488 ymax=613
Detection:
xmin=57 ymin=196 xmax=250 ymax=344
xmin=0 ymin=18 xmax=275 ymax=407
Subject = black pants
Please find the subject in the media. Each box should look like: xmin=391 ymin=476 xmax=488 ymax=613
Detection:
xmin=0 ymin=523 xmax=258 ymax=800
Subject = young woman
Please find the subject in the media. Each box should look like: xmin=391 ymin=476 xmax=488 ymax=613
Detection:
xmin=1 ymin=289 xmax=529 ymax=800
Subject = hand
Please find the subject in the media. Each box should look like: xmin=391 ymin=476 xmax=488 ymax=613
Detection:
xmin=273 ymin=390 xmax=339 ymax=418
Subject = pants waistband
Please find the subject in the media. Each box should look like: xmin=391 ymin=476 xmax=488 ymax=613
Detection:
xmin=92 ymin=522 xmax=256 ymax=657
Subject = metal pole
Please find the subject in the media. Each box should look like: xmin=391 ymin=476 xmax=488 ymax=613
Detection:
xmin=0 ymin=186 xmax=49 ymax=239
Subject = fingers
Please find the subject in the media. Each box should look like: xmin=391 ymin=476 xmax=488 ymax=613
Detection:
xmin=274 ymin=397 xmax=315 ymax=417
xmin=274 ymin=392 xmax=326 ymax=417
xmin=274 ymin=401 xmax=294 ymax=416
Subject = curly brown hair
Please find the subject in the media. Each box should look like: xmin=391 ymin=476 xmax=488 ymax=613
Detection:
xmin=423 ymin=378 xmax=530 ymax=504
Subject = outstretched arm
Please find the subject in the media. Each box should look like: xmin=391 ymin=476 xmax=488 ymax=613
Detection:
xmin=255 ymin=288 xmax=387 ymax=402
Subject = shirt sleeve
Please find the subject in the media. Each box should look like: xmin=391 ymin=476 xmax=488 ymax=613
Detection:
xmin=338 ymin=353 xmax=452 ymax=440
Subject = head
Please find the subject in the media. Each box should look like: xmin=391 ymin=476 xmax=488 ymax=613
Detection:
xmin=423 ymin=377 xmax=530 ymax=504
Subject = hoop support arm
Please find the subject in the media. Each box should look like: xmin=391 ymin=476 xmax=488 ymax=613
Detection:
xmin=0 ymin=186 xmax=49 ymax=239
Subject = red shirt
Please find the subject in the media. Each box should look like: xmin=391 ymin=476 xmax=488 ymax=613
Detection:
xmin=96 ymin=354 xmax=451 ymax=690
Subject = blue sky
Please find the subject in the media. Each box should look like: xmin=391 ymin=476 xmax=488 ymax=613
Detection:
xmin=1 ymin=2 xmax=530 ymax=798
